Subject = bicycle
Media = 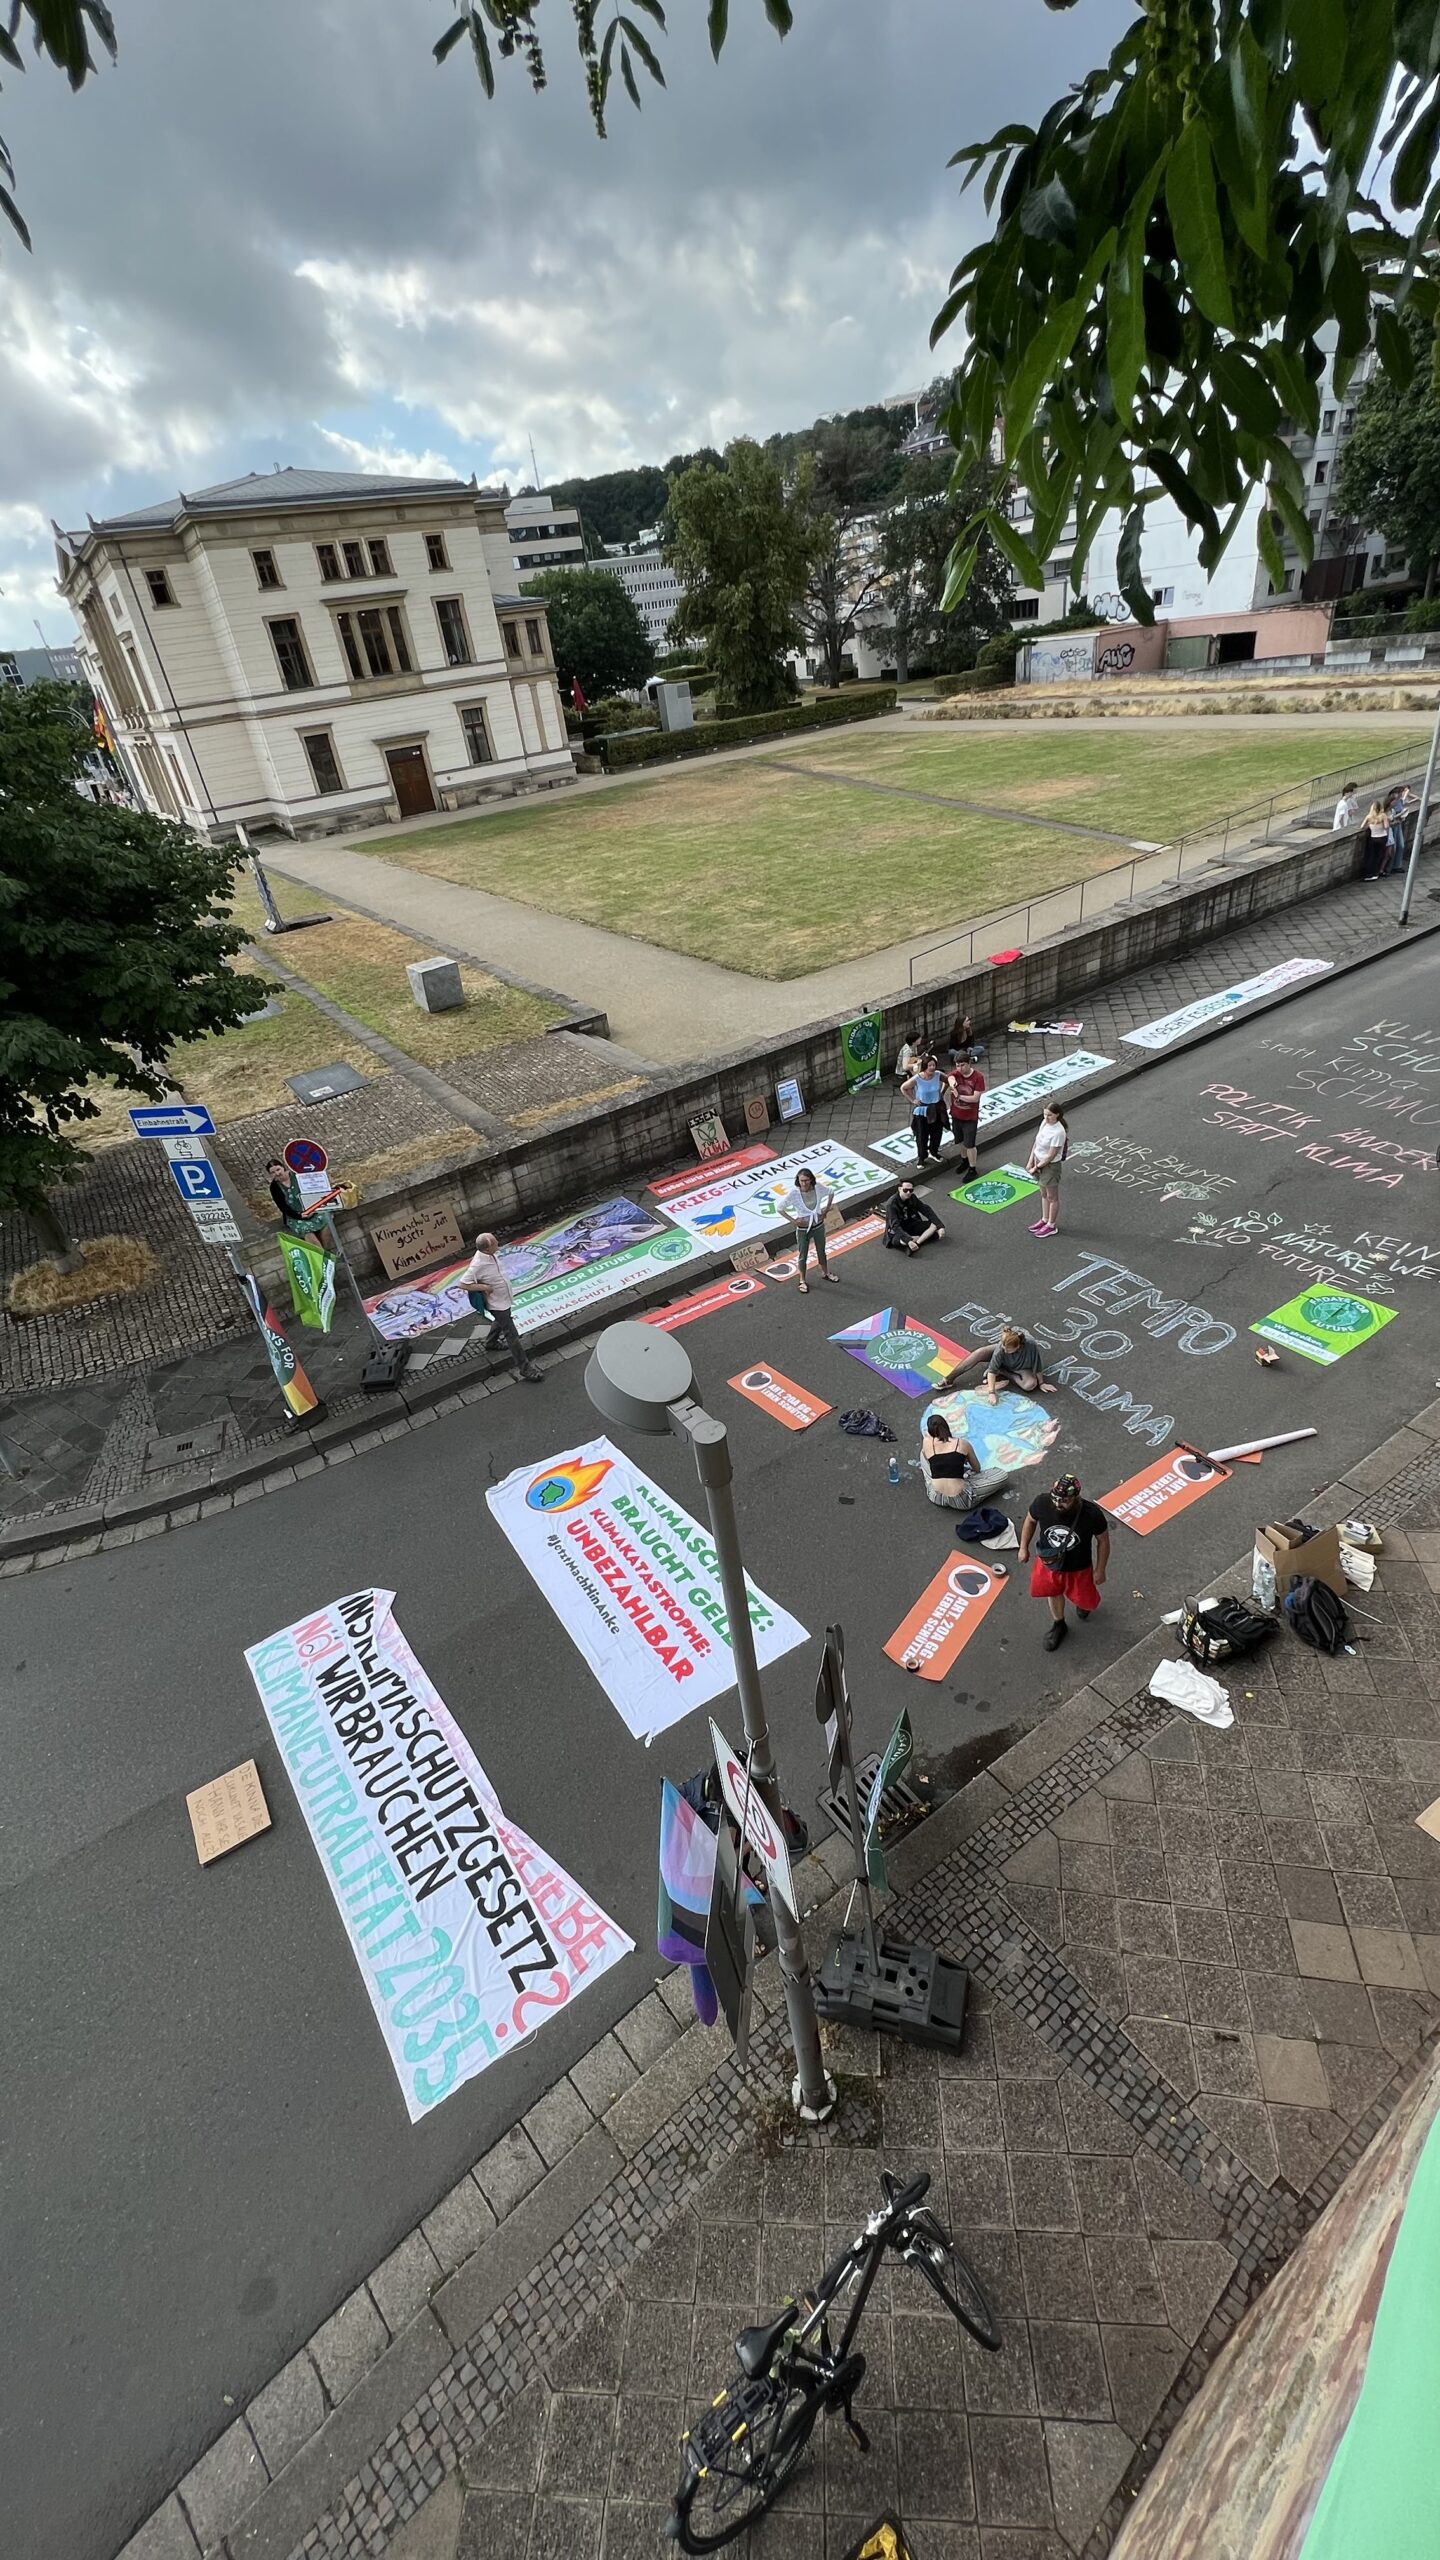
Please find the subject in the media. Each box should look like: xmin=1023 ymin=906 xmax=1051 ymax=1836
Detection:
xmin=667 ymin=2170 xmax=1000 ymax=2552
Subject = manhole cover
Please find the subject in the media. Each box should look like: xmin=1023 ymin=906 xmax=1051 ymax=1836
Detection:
xmin=288 ymin=1063 xmax=369 ymax=1104
xmin=144 ymin=1421 xmax=229 ymax=1473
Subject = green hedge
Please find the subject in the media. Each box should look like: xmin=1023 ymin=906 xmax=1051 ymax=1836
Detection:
xmin=932 ymin=665 xmax=1006 ymax=696
xmin=600 ymin=687 xmax=898 ymax=770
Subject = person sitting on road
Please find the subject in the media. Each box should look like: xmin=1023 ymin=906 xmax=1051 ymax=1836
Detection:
xmin=920 ymin=1413 xmax=1011 ymax=1510
xmin=885 ymin=1179 xmax=946 ymax=1254
xmin=942 ymin=1322 xmax=1057 ymax=1399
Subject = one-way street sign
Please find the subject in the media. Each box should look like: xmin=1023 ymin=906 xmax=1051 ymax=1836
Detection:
xmin=129 ymin=1103 xmax=216 ymax=1138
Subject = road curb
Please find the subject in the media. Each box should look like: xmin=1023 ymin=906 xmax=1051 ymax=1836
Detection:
xmin=115 ymin=1395 xmax=1440 ymax=2560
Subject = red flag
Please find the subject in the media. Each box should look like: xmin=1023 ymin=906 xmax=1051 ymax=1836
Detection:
xmin=571 ymin=678 xmax=588 ymax=715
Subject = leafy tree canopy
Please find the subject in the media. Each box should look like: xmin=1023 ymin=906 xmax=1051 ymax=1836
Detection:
xmin=668 ymin=440 xmax=829 ymax=712
xmin=0 ymin=681 xmax=266 ymax=1216
xmin=17 ymin=5 xmax=1440 ymax=625
xmin=875 ymin=455 xmax=1014 ymax=680
xmin=1336 ymin=304 xmax=1440 ymax=592
xmin=523 ymin=563 xmax=655 ymax=696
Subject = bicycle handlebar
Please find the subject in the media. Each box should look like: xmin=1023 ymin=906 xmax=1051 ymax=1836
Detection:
xmin=881 ymin=2169 xmax=931 ymax=2214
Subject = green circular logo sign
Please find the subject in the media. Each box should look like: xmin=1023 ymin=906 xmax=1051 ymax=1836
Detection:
xmin=870 ymin=1327 xmax=934 ymax=1371
xmin=847 ymin=1019 xmax=879 ymax=1062
xmin=1299 ymin=1293 xmax=1374 ymax=1337
xmin=967 ymin=1178 xmax=1016 ymax=1206
xmin=653 ymin=1234 xmax=691 ymax=1263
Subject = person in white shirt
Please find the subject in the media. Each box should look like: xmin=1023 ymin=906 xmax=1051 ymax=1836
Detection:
xmin=1333 ymin=783 xmax=1361 ymax=831
xmin=1025 ymin=1103 xmax=1069 ymax=1238
xmin=458 ymin=1231 xmax=543 ymax=1382
xmin=780 ymin=1167 xmax=838 ymax=1293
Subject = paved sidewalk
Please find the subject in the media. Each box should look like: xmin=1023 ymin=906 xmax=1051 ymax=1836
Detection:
xmin=3 ymin=860 xmax=1433 ymax=1531
xmin=124 ymin=1414 xmax=1440 ymax=2560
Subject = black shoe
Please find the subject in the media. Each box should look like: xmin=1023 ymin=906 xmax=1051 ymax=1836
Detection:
xmin=1043 ymin=1620 xmax=1067 ymax=1651
xmin=1076 ymin=1606 xmax=1094 ymax=1620
xmin=520 ymin=1366 xmax=543 ymax=1384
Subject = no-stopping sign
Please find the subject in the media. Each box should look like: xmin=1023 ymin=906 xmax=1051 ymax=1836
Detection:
xmin=707 ymin=1717 xmax=797 ymax=1919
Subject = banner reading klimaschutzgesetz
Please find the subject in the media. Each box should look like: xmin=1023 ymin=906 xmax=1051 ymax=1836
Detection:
xmin=486 ymin=1437 xmax=809 ymax=1744
xmin=244 ymin=1590 xmax=632 ymax=2121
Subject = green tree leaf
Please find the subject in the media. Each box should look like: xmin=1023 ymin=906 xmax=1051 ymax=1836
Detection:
xmin=1164 ymin=119 xmax=1236 ymax=332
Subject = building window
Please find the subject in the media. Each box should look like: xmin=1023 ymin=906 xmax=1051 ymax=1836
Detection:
xmin=301 ymin=731 xmax=346 ymax=795
xmin=1308 ymin=508 xmax=1322 ymax=529
xmin=267 ymin=616 xmax=315 ymax=691
xmin=1011 ymin=597 xmax=1039 ymax=620
xmin=501 ymin=618 xmax=520 ymax=655
xmin=144 ymin=569 xmax=176 ymax=608
xmin=342 ymin=540 xmax=367 ymax=579
xmin=1371 ymin=554 xmax=1385 ymax=581
xmin=253 ymin=549 xmax=281 ymax=590
xmin=1322 ymin=408 xmax=1336 ymax=433
xmin=368 ymin=537 xmax=393 ymax=577
xmin=1314 ymin=460 xmax=1327 ymax=486
xmin=108 ymin=592 xmax=123 ymax=620
xmin=435 ymin=597 xmax=472 ymax=665
xmin=460 ymin=703 xmax=493 ymax=765
xmin=316 ymin=542 xmax=340 ymax=582
xmin=1151 ymin=584 xmax=1175 ymax=607
xmin=425 ymin=532 xmax=450 ymax=572
xmin=525 ymin=617 xmax=544 ymax=656
xmin=123 ymin=637 xmax=157 ymax=710
xmin=340 ymin=604 xmax=413 ymax=680
xmin=1343 ymin=407 xmax=1356 ymax=430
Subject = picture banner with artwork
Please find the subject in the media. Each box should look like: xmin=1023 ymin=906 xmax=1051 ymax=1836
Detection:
xmin=831 ymin=1308 xmax=976 ymax=1399
xmin=658 ymin=1141 xmax=881 ymax=1249
xmin=244 ymin=1590 xmax=633 ymax=2122
xmin=1100 ymin=1448 xmax=1231 ymax=1535
xmin=867 ymin=1054 xmax=1115 ymax=1163
xmin=1251 ymin=1289 xmax=1398 ymax=1368
xmin=486 ymin=1437 xmax=809 ymax=1743
xmin=362 ymin=1197 xmax=701 ymax=1342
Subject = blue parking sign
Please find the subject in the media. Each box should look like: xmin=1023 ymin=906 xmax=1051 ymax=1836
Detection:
xmin=167 ymin=1156 xmax=224 ymax=1205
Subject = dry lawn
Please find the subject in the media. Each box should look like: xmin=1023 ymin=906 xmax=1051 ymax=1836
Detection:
xmin=8 ymin=1234 xmax=159 ymax=1315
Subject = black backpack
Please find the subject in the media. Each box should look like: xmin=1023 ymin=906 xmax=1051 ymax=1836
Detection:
xmin=1284 ymin=1577 xmax=1349 ymax=1655
xmin=1179 ymin=1596 xmax=1276 ymax=1667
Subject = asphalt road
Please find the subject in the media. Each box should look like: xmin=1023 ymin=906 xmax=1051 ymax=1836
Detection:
xmin=7 ymin=942 xmax=1440 ymax=2559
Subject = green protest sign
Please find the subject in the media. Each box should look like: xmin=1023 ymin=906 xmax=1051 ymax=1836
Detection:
xmin=951 ymin=1163 xmax=1039 ymax=1215
xmin=841 ymin=1010 xmax=883 ymax=1092
xmin=279 ymin=1232 xmax=337 ymax=1333
xmin=864 ymin=1707 xmax=914 ymax=1891
xmin=1251 ymin=1290 xmax=1396 ymax=1369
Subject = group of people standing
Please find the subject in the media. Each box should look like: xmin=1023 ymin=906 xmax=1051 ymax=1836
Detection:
xmin=895 ymin=1023 xmax=984 ymax=1172
xmin=1333 ymin=780 xmax=1416 ymax=880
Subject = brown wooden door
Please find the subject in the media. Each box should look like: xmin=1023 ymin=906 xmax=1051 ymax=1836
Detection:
xmin=386 ymin=746 xmax=435 ymax=817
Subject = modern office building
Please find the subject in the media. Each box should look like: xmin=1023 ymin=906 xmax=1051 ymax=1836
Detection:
xmin=503 ymin=491 xmax=586 ymax=572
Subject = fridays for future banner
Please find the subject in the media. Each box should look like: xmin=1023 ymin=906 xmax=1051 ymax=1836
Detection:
xmin=487 ymin=1437 xmax=809 ymax=1743
xmin=658 ymin=1140 xmax=880 ymax=1246
xmin=245 ymin=1591 xmax=632 ymax=2121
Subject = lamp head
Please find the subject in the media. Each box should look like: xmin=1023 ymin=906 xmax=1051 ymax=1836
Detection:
xmin=584 ymin=1320 xmax=694 ymax=1436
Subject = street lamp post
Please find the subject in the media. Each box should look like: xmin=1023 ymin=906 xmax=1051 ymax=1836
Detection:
xmin=584 ymin=1321 xmax=836 ymax=2123
xmin=1399 ymin=689 xmax=1440 ymax=927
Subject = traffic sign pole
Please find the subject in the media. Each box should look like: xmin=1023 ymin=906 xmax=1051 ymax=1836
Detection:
xmin=814 ymin=1626 xmax=878 ymax=1973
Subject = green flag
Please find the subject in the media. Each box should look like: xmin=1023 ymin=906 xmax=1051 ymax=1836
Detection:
xmin=279 ymin=1232 xmax=337 ymax=1332
xmin=841 ymin=1009 xmax=883 ymax=1092
xmin=864 ymin=1707 xmax=914 ymax=1890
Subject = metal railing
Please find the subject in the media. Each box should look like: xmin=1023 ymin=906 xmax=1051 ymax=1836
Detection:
xmin=906 ymin=742 xmax=1432 ymax=986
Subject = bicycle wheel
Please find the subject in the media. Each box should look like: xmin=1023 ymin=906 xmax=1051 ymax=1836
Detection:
xmin=903 ymin=2212 xmax=1001 ymax=2350
xmin=670 ymin=2374 xmax=819 ymax=2553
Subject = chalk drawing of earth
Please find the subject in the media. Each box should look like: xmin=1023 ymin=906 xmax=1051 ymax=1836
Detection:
xmin=923 ymin=1387 xmax=1061 ymax=1474
xmin=1300 ymin=1292 xmax=1376 ymax=1337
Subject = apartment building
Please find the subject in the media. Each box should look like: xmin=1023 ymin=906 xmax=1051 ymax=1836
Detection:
xmin=503 ymin=491 xmax=586 ymax=571
xmin=0 ymin=642 xmax=86 ymax=688
xmin=587 ymin=550 xmax=685 ymax=652
xmin=54 ymin=467 xmax=572 ymax=839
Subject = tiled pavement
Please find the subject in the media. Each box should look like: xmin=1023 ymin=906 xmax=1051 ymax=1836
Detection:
xmin=133 ymin=1437 xmax=1440 ymax=2560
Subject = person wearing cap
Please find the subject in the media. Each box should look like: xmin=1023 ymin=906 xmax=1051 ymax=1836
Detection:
xmin=458 ymin=1230 xmax=543 ymax=1383
xmin=1018 ymin=1472 xmax=1110 ymax=1652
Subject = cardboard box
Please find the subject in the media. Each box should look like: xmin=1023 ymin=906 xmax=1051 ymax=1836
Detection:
xmin=1255 ymin=1518 xmax=1346 ymax=1599
xmin=187 ymin=1759 xmax=271 ymax=1865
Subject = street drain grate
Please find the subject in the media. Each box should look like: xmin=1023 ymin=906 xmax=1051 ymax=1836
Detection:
xmin=143 ymin=1422 xmax=230 ymax=1473
xmin=817 ymin=1749 xmax=927 ymax=1841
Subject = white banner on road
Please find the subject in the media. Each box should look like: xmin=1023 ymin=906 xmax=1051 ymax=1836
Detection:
xmin=1122 ymin=958 xmax=1333 ymax=1050
xmin=657 ymin=1140 xmax=880 ymax=1246
xmin=869 ymin=1052 xmax=1115 ymax=1162
xmin=486 ymin=1438 xmax=809 ymax=1744
xmin=245 ymin=1590 xmax=632 ymax=2122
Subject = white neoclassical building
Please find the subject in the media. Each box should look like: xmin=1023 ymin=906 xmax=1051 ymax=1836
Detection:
xmin=54 ymin=467 xmax=574 ymax=839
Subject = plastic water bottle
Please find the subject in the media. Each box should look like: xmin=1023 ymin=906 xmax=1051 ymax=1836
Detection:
xmin=887 ymin=1453 xmax=901 ymax=1487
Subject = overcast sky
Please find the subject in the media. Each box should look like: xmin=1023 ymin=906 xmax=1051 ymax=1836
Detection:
xmin=0 ymin=0 xmax=1128 ymax=645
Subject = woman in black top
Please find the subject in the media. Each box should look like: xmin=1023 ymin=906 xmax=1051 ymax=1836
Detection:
xmin=920 ymin=1413 xmax=1010 ymax=1508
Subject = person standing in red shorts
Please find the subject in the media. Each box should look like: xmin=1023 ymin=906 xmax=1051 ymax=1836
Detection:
xmin=1018 ymin=1472 xmax=1111 ymax=1653
xmin=945 ymin=1049 xmax=986 ymax=1179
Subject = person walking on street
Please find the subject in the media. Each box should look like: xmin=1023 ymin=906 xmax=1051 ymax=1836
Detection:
xmin=902 ymin=1052 xmax=946 ymax=1165
xmin=885 ymin=1179 xmax=946 ymax=1254
xmin=943 ymin=1321 xmax=1057 ymax=1397
xmin=945 ymin=1051 xmax=986 ymax=1178
xmin=782 ymin=1166 xmax=838 ymax=1294
xmin=1026 ymin=1103 xmax=1069 ymax=1236
xmin=459 ymin=1230 xmax=543 ymax=1382
xmin=920 ymin=1412 xmax=1011 ymax=1509
xmin=1018 ymin=1472 xmax=1110 ymax=1651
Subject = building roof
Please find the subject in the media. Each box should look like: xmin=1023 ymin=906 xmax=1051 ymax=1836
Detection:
xmin=71 ymin=466 xmax=490 ymax=540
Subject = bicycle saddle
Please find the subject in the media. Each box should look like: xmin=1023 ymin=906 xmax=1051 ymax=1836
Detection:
xmin=734 ymin=2308 xmax=795 ymax=2378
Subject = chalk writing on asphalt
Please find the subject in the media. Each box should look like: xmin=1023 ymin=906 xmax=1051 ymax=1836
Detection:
xmin=1065 ymin=1135 xmax=1238 ymax=1203
xmin=1199 ymin=1085 xmax=1413 ymax=1184
xmin=1179 ymin=1210 xmax=1440 ymax=1294
xmin=943 ymin=1253 xmax=1234 ymax=1449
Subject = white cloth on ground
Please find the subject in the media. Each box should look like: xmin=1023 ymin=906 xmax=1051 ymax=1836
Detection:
xmin=1149 ymin=1656 xmax=1234 ymax=1728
